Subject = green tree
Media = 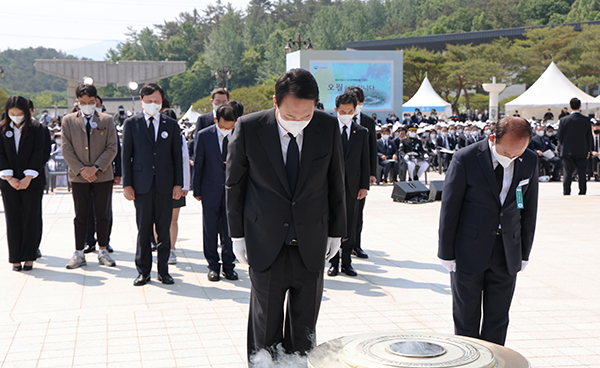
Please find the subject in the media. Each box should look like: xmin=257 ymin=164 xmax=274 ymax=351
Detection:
xmin=565 ymin=0 xmax=600 ymax=22
xmin=203 ymin=12 xmax=246 ymax=89
xmin=0 ymin=88 xmax=8 ymax=114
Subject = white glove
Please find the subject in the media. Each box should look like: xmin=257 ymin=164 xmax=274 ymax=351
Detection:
xmin=439 ymin=258 xmax=456 ymax=272
xmin=232 ymin=238 xmax=249 ymax=267
xmin=404 ymin=155 xmax=409 ymax=161
xmin=520 ymin=260 xmax=529 ymax=272
xmin=325 ymin=237 xmax=342 ymax=261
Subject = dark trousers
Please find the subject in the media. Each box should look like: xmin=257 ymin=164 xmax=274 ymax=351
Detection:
xmin=248 ymin=244 xmax=323 ymax=362
xmin=562 ymin=155 xmax=587 ymax=194
xmin=1 ymin=179 xmax=43 ymax=263
xmin=134 ymin=180 xmax=172 ymax=276
xmin=330 ymin=189 xmax=360 ymax=268
xmin=440 ymin=152 xmax=453 ymax=172
xmin=451 ymin=235 xmax=517 ymax=346
xmin=86 ymin=192 xmax=114 ymax=245
xmin=71 ymin=180 xmax=113 ymax=251
xmin=202 ymin=195 xmax=235 ymax=272
xmin=354 ymin=196 xmax=366 ymax=252
xmin=381 ymin=160 xmax=400 ymax=181
xmin=540 ymin=157 xmax=561 ymax=180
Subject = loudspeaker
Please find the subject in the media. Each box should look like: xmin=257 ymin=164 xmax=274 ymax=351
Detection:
xmin=429 ymin=181 xmax=444 ymax=201
xmin=391 ymin=181 xmax=430 ymax=202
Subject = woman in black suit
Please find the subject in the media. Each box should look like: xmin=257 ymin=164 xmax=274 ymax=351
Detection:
xmin=0 ymin=96 xmax=45 ymax=271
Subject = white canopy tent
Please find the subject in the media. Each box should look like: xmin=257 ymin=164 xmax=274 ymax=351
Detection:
xmin=179 ymin=105 xmax=201 ymax=124
xmin=403 ymin=76 xmax=452 ymax=118
xmin=505 ymin=62 xmax=600 ymax=120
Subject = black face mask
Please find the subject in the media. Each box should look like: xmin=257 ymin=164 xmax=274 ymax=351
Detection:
xmin=594 ymin=130 xmax=600 ymax=135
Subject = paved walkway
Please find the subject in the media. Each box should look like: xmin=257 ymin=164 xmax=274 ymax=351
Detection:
xmin=0 ymin=175 xmax=599 ymax=367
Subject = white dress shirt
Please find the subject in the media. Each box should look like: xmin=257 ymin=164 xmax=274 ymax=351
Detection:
xmin=143 ymin=111 xmax=160 ymax=141
xmin=338 ymin=120 xmax=351 ymax=137
xmin=217 ymin=128 xmax=232 ymax=155
xmin=489 ymin=139 xmax=514 ymax=206
xmin=0 ymin=122 xmax=39 ymax=180
xmin=276 ymin=121 xmax=304 ymax=164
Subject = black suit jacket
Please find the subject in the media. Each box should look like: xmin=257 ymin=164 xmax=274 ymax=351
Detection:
xmin=558 ymin=112 xmax=592 ymax=157
xmin=377 ymin=138 xmax=399 ymax=163
xmin=121 ymin=113 xmax=183 ymax=195
xmin=343 ymin=122 xmax=370 ymax=197
xmin=226 ymin=109 xmax=346 ymax=272
xmin=400 ymin=137 xmax=426 ymax=157
xmin=438 ymin=139 xmax=539 ymax=276
xmin=193 ymin=124 xmax=228 ymax=209
xmin=529 ymin=135 xmax=556 ymax=153
xmin=0 ymin=122 xmax=45 ymax=181
xmin=358 ymin=113 xmax=378 ymax=177
xmin=436 ymin=135 xmax=456 ymax=151
xmin=194 ymin=112 xmax=215 ymax=139
xmin=113 ymin=132 xmax=122 ymax=177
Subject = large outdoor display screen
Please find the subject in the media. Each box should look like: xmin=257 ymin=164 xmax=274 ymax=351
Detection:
xmin=311 ymin=61 xmax=393 ymax=111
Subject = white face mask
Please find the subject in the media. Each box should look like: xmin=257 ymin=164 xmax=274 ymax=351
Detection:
xmin=423 ymin=132 xmax=429 ymax=138
xmin=55 ymin=139 xmax=62 ymax=145
xmin=449 ymin=130 xmax=455 ymax=135
xmin=337 ymin=114 xmax=353 ymax=125
xmin=436 ymin=129 xmax=441 ymax=134
xmin=547 ymin=131 xmax=554 ymax=136
xmin=409 ymin=132 xmax=417 ymax=138
xmin=95 ymin=107 xmax=103 ymax=114
xmin=492 ymin=143 xmax=517 ymax=168
xmin=9 ymin=115 xmax=24 ymax=125
xmin=441 ymin=132 xmax=448 ymax=137
xmin=472 ymin=131 xmax=480 ymax=136
xmin=484 ymin=129 xmax=492 ymax=135
xmin=79 ymin=104 xmax=96 ymax=116
xmin=458 ymin=129 xmax=464 ymax=134
xmin=354 ymin=104 xmax=363 ymax=116
xmin=217 ymin=126 xmax=232 ymax=136
xmin=277 ymin=110 xmax=311 ymax=137
xmin=213 ymin=103 xmax=223 ymax=112
xmin=536 ymin=130 xmax=545 ymax=137
xmin=142 ymin=102 xmax=162 ymax=116
xmin=382 ymin=134 xmax=390 ymax=140
xmin=430 ymin=134 xmax=437 ymax=140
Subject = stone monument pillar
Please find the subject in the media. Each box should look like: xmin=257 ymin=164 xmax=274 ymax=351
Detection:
xmin=482 ymin=77 xmax=506 ymax=122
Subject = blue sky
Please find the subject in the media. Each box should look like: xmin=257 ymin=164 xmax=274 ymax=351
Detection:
xmin=1 ymin=0 xmax=249 ymax=60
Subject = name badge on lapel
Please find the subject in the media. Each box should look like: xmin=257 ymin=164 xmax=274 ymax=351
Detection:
xmin=161 ymin=131 xmax=169 ymax=139
xmin=5 ymin=131 xmax=13 ymax=138
xmin=516 ymin=186 xmax=524 ymax=209
xmin=90 ymin=121 xmax=98 ymax=129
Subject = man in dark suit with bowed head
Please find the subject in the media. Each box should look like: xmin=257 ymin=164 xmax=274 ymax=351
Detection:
xmin=122 ymin=83 xmax=183 ymax=286
xmin=226 ymin=69 xmax=346 ymax=360
xmin=193 ymin=88 xmax=230 ymax=139
xmin=558 ymin=97 xmax=593 ymax=195
xmin=438 ymin=117 xmax=539 ymax=346
xmin=193 ymin=104 xmax=238 ymax=282
xmin=327 ymin=93 xmax=370 ymax=278
xmin=345 ymin=86 xmax=377 ymax=259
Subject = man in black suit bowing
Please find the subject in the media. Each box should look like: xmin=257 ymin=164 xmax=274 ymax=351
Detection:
xmin=226 ymin=69 xmax=346 ymax=360
xmin=558 ymin=97 xmax=593 ymax=195
xmin=193 ymin=88 xmax=229 ymax=139
xmin=345 ymin=86 xmax=377 ymax=259
xmin=122 ymin=83 xmax=183 ymax=286
xmin=438 ymin=117 xmax=539 ymax=346
xmin=327 ymin=93 xmax=370 ymax=277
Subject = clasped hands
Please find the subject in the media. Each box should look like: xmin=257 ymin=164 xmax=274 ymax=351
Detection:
xmin=7 ymin=176 xmax=32 ymax=190
xmin=80 ymin=166 xmax=98 ymax=182
xmin=123 ymin=185 xmax=183 ymax=201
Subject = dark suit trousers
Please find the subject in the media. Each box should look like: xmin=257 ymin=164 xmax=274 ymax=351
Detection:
xmin=540 ymin=157 xmax=561 ymax=180
xmin=354 ymin=197 xmax=366 ymax=251
xmin=451 ymin=235 xmax=517 ymax=346
xmin=86 ymin=192 xmax=114 ymax=245
xmin=202 ymin=195 xmax=235 ymax=272
xmin=562 ymin=155 xmax=587 ymax=194
xmin=330 ymin=189 xmax=360 ymax=268
xmin=1 ymin=179 xmax=43 ymax=263
xmin=134 ymin=180 xmax=172 ymax=276
xmin=247 ymin=244 xmax=323 ymax=361
xmin=381 ymin=160 xmax=400 ymax=180
xmin=71 ymin=181 xmax=113 ymax=251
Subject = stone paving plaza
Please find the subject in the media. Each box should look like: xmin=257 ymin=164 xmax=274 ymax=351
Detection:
xmin=0 ymin=173 xmax=599 ymax=368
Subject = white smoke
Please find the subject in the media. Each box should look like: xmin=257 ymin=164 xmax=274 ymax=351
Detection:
xmin=249 ymin=344 xmax=308 ymax=368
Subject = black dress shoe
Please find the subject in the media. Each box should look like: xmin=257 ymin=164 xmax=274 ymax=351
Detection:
xmin=222 ymin=269 xmax=238 ymax=280
xmin=327 ymin=265 xmax=339 ymax=277
xmin=133 ymin=274 xmax=150 ymax=286
xmin=341 ymin=265 xmax=357 ymax=276
xmin=12 ymin=265 xmax=22 ymax=272
xmin=23 ymin=265 xmax=33 ymax=271
xmin=208 ymin=269 xmax=220 ymax=282
xmin=352 ymin=247 xmax=369 ymax=259
xmin=106 ymin=245 xmax=114 ymax=253
xmin=36 ymin=249 xmax=42 ymax=259
xmin=158 ymin=273 xmax=174 ymax=284
xmin=83 ymin=243 xmax=96 ymax=254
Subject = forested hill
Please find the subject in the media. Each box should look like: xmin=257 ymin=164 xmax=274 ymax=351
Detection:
xmin=2 ymin=0 xmax=600 ymax=109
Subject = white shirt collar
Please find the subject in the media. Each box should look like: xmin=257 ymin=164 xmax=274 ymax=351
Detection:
xmin=10 ymin=122 xmax=24 ymax=131
xmin=143 ymin=111 xmax=160 ymax=121
xmin=276 ymin=119 xmax=304 ymax=140
xmin=338 ymin=119 xmax=351 ymax=132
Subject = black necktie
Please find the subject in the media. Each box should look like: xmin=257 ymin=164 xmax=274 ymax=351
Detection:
xmin=85 ymin=117 xmax=91 ymax=160
xmin=222 ymin=135 xmax=228 ymax=164
xmin=353 ymin=116 xmax=357 ymax=125
xmin=148 ymin=117 xmax=155 ymax=143
xmin=285 ymin=133 xmax=299 ymax=244
xmin=342 ymin=125 xmax=349 ymax=155
xmin=495 ymin=163 xmax=504 ymax=195
xmin=595 ymin=136 xmax=598 ymax=152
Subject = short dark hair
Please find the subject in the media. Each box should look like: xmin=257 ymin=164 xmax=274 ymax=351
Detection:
xmin=96 ymin=96 xmax=103 ymax=104
xmin=226 ymin=100 xmax=244 ymax=120
xmin=28 ymin=99 xmax=34 ymax=111
xmin=216 ymin=105 xmax=236 ymax=122
xmin=495 ymin=117 xmax=532 ymax=143
xmin=162 ymin=98 xmax=171 ymax=109
xmin=570 ymin=98 xmax=581 ymax=110
xmin=76 ymin=84 xmax=97 ymax=98
xmin=162 ymin=109 xmax=177 ymax=120
xmin=593 ymin=122 xmax=600 ymax=127
xmin=211 ymin=88 xmax=230 ymax=100
xmin=275 ymin=68 xmax=319 ymax=106
xmin=546 ymin=125 xmax=554 ymax=130
xmin=344 ymin=86 xmax=364 ymax=103
xmin=335 ymin=93 xmax=357 ymax=108
xmin=381 ymin=127 xmax=390 ymax=133
xmin=140 ymin=83 xmax=164 ymax=99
